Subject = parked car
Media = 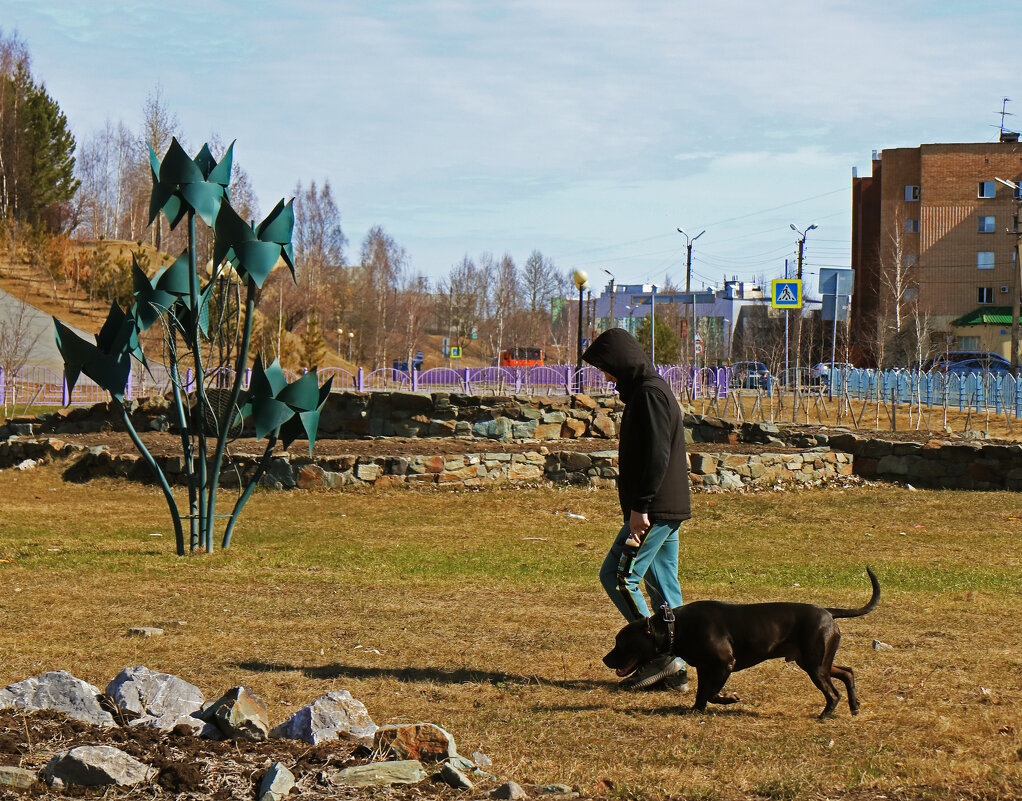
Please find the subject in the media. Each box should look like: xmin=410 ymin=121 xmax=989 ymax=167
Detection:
xmin=731 ymin=361 xmax=772 ymax=390
xmin=811 ymin=361 xmax=854 ymax=385
xmin=944 ymin=358 xmax=1016 ymax=377
xmin=920 ymin=351 xmax=1009 ymax=372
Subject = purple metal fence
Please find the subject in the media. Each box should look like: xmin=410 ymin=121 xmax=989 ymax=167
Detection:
xmin=0 ymin=361 xmax=728 ymax=407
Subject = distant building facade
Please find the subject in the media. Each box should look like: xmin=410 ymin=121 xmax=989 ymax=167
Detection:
xmin=852 ymin=137 xmax=1022 ymax=363
xmin=586 ymin=280 xmax=771 ymax=364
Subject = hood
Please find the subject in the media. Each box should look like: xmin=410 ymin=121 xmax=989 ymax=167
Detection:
xmin=582 ymin=328 xmax=659 ymax=401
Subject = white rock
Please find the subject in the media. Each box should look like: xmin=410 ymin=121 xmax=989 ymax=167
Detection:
xmin=45 ymin=745 xmax=156 ymax=787
xmin=0 ymin=671 xmax=114 ymax=727
xmin=106 ymin=666 xmax=203 ymax=723
xmin=270 ymin=689 xmax=377 ymax=746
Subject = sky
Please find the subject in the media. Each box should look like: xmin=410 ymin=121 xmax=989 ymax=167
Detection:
xmin=5 ymin=0 xmax=1022 ymax=297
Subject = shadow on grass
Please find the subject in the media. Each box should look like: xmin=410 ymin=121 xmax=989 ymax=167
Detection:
xmin=637 ymin=704 xmax=761 ymax=719
xmin=235 ymin=659 xmax=616 ymax=691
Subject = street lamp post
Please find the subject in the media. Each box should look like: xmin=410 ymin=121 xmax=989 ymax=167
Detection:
xmin=347 ymin=331 xmax=355 ymax=362
xmin=573 ymin=269 xmax=589 ymax=391
xmin=336 ymin=328 xmax=343 ymax=356
xmin=790 ymin=223 xmax=817 ymax=280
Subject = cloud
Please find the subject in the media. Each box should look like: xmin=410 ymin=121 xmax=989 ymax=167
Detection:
xmin=6 ymin=0 xmax=1022 ymax=283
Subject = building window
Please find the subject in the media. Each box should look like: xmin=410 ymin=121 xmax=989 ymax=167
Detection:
xmin=978 ymin=251 xmax=995 ymax=269
xmin=978 ymin=216 xmax=996 ymax=233
xmin=978 ymin=287 xmax=994 ymax=304
xmin=905 ymin=254 xmax=918 ymax=266
xmin=958 ymin=336 xmax=981 ymax=350
xmin=905 ymin=185 xmax=920 ymax=201
xmin=905 ymin=218 xmax=920 ymax=233
xmin=978 ymin=181 xmax=996 ymax=198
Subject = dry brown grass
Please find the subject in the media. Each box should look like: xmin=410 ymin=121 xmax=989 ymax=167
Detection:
xmin=0 ymin=467 xmax=1019 ymax=800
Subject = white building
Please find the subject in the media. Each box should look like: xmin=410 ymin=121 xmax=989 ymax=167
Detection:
xmin=586 ymin=279 xmax=772 ymax=362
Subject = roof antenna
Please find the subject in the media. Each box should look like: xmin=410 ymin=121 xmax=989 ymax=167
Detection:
xmin=994 ymin=97 xmax=1019 ymax=142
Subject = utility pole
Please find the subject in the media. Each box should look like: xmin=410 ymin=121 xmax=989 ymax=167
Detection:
xmin=651 ymin=285 xmax=657 ymax=365
xmin=677 ymin=228 xmax=705 ymax=361
xmin=790 ymin=224 xmax=817 ymax=403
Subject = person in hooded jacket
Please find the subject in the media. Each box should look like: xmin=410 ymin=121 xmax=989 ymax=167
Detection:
xmin=582 ymin=327 xmax=691 ymax=690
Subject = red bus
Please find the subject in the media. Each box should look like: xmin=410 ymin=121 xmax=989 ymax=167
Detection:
xmin=498 ymin=347 xmax=544 ymax=367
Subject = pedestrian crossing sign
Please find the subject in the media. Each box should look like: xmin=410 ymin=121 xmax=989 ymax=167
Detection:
xmin=771 ymin=279 xmax=802 ymax=309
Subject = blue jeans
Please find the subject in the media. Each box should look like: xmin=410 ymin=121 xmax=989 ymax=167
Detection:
xmin=600 ymin=521 xmax=684 ymax=622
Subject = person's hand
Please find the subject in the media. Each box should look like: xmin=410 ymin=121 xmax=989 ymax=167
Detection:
xmin=626 ymin=509 xmax=650 ymax=547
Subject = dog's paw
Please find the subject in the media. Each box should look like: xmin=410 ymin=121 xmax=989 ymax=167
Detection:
xmin=710 ymin=692 xmax=740 ymax=705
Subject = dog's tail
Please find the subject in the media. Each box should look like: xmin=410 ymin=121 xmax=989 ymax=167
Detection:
xmin=826 ymin=566 xmax=880 ymax=618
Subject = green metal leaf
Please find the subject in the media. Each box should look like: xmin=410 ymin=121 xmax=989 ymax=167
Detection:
xmin=212 ymin=198 xmax=295 ymax=288
xmin=251 ymin=396 xmax=294 ymax=440
xmin=53 ymin=317 xmax=132 ymax=400
xmin=255 ymin=198 xmax=294 ymax=246
xmin=155 ymin=251 xmax=192 ymax=296
xmin=149 ymin=137 xmax=232 ymax=229
xmin=277 ymin=369 xmax=320 ymax=410
xmin=206 ymin=140 xmax=234 ymax=185
xmin=158 ymin=138 xmax=204 ymax=184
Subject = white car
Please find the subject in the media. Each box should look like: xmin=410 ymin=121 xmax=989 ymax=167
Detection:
xmin=811 ymin=362 xmax=853 ymax=384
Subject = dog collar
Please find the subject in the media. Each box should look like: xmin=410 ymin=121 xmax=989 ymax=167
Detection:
xmin=659 ymin=603 xmax=675 ymax=651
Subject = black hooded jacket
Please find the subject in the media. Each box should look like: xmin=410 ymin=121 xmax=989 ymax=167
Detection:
xmin=582 ymin=328 xmax=691 ymax=524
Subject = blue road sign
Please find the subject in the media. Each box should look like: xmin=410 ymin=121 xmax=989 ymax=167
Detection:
xmin=771 ymin=279 xmax=802 ymax=309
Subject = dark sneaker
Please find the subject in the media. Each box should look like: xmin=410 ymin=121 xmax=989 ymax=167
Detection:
xmin=620 ymin=655 xmax=685 ymax=690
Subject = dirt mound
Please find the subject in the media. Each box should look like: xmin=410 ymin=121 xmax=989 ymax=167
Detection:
xmin=0 ymin=709 xmax=487 ymax=800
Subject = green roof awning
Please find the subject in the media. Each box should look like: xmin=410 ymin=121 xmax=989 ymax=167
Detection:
xmin=951 ymin=306 xmax=1014 ymax=326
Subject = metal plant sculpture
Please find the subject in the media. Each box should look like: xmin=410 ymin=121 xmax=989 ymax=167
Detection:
xmin=54 ymin=139 xmax=331 ymax=555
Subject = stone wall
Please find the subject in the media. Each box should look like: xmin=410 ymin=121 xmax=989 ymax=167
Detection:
xmin=4 ymin=395 xmax=1022 ymax=491
xmin=0 ymin=437 xmax=853 ymax=491
xmin=0 ymin=394 xmax=826 ymax=448
xmin=829 ymin=432 xmax=1022 ymax=491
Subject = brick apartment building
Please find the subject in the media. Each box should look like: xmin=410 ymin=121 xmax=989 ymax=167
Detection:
xmin=851 ymin=137 xmax=1022 ymax=365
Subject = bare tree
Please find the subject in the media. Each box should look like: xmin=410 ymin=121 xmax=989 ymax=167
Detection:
xmin=292 ymin=179 xmax=347 ymax=291
xmin=439 ymin=255 xmax=486 ymax=355
xmin=876 ymin=210 xmax=922 ymax=367
xmin=397 ymin=272 xmax=432 ymax=370
xmin=358 ymin=225 xmax=405 ymax=368
xmin=0 ymin=29 xmax=30 ymax=222
xmin=140 ymin=83 xmax=179 ymax=250
xmin=521 ymin=249 xmax=559 ymax=312
xmin=0 ymin=290 xmax=42 ymax=377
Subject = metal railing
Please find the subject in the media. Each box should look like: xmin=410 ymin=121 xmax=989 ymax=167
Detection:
xmin=0 ymin=362 xmax=732 ymax=408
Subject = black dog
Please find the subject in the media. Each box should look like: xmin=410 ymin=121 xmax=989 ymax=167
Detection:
xmin=603 ymin=567 xmax=880 ymax=718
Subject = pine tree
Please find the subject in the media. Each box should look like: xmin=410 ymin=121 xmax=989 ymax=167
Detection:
xmin=636 ymin=314 xmax=681 ymax=364
xmin=0 ymin=61 xmax=78 ymax=230
xmin=300 ymin=309 xmax=327 ymax=371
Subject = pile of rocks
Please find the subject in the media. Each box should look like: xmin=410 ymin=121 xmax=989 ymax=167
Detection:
xmin=0 ymin=668 xmax=572 ymax=799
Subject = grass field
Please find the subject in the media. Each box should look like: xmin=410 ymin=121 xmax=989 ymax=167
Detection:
xmin=0 ymin=466 xmax=1020 ymax=800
